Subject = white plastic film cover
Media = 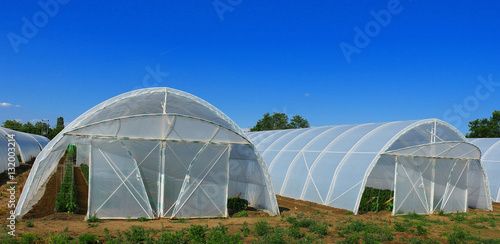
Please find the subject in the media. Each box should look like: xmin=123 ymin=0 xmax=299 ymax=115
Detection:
xmin=248 ymin=119 xmax=491 ymax=215
xmin=15 ymin=88 xmax=279 ymax=219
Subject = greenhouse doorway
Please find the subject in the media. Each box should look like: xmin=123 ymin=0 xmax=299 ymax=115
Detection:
xmin=383 ymin=141 xmax=480 ymax=215
xmin=87 ymin=138 xmax=230 ymax=219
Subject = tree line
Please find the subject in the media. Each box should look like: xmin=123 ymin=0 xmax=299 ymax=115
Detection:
xmin=2 ymin=117 xmax=65 ymax=140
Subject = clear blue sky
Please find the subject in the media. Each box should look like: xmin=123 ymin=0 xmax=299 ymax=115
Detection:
xmin=1 ymin=1 xmax=499 ymax=134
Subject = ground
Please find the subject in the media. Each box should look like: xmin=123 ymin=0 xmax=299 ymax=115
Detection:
xmin=0 ymin=166 xmax=499 ymax=243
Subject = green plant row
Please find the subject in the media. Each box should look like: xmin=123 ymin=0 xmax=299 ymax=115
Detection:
xmin=358 ymin=187 xmax=394 ymax=212
xmin=80 ymin=164 xmax=89 ymax=182
xmin=55 ymin=150 xmax=78 ymax=213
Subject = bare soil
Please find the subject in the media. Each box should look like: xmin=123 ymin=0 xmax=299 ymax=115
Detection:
xmin=0 ymin=165 xmax=499 ymax=243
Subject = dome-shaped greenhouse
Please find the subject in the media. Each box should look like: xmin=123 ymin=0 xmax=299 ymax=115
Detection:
xmin=15 ymin=88 xmax=279 ymax=219
xmin=247 ymin=119 xmax=492 ymax=215
xmin=469 ymin=138 xmax=500 ymax=202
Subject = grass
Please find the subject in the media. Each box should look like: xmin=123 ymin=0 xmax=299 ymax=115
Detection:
xmin=233 ymin=210 xmax=248 ymax=217
xmin=336 ymin=218 xmax=393 ymax=243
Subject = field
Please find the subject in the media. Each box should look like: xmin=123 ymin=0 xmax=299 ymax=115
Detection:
xmin=0 ymin=167 xmax=499 ymax=243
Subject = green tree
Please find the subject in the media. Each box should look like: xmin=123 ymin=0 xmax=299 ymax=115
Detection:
xmin=250 ymin=112 xmax=310 ymax=132
xmin=289 ymin=115 xmax=310 ymax=129
xmin=34 ymin=121 xmax=51 ymax=136
xmin=48 ymin=117 xmax=65 ymax=140
xmin=2 ymin=120 xmax=23 ymax=131
xmin=466 ymin=110 xmax=500 ymax=138
xmin=22 ymin=122 xmax=38 ymax=134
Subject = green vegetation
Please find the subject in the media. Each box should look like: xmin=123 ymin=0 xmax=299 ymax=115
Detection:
xmin=55 ymin=147 xmax=77 ymax=213
xmin=250 ymin=112 xmax=309 ymax=131
xmin=227 ymin=197 xmax=249 ymax=211
xmin=77 ymin=233 xmax=98 ymax=244
xmin=86 ymin=213 xmax=102 ymax=223
xmin=25 ymin=219 xmax=34 ymax=228
xmin=137 ymin=216 xmax=150 ymax=222
xmin=233 ymin=210 xmax=248 ymax=217
xmin=466 ymin=110 xmax=500 ymax=138
xmin=1 ymin=116 xmax=65 ymax=139
xmin=123 ymin=226 xmax=155 ymax=243
xmin=6 ymin=206 xmax=500 ymax=243
xmin=336 ymin=218 xmax=393 ymax=243
xmin=80 ymin=164 xmax=89 ymax=182
xmin=358 ymin=187 xmax=394 ymax=212
xmin=21 ymin=233 xmax=41 ymax=244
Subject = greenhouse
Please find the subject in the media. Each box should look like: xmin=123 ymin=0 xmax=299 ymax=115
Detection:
xmin=0 ymin=127 xmax=50 ymax=172
xmin=469 ymin=138 xmax=500 ymax=202
xmin=247 ymin=119 xmax=492 ymax=215
xmin=15 ymin=87 xmax=279 ymax=219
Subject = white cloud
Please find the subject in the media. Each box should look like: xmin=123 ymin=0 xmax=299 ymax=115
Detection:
xmin=0 ymin=102 xmax=21 ymax=108
xmin=305 ymin=93 xmax=310 ymax=97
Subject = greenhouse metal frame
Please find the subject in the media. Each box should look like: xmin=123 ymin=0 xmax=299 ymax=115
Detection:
xmin=247 ymin=119 xmax=492 ymax=215
xmin=469 ymin=138 xmax=500 ymax=202
xmin=15 ymin=87 xmax=279 ymax=219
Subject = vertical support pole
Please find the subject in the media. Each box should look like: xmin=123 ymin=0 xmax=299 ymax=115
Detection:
xmin=465 ymin=159 xmax=469 ymax=213
xmin=430 ymin=159 xmax=435 ymax=213
xmin=86 ymin=140 xmax=93 ymax=219
xmin=158 ymin=141 xmax=166 ymax=217
xmin=392 ymin=156 xmax=398 ymax=215
xmin=224 ymin=145 xmax=231 ymax=217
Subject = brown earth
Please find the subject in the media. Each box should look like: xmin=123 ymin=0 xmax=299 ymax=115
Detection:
xmin=0 ymin=164 xmax=499 ymax=243
xmin=74 ymin=167 xmax=88 ymax=214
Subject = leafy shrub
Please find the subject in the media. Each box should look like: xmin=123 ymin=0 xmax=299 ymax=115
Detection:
xmin=137 ymin=216 xmax=149 ymax=222
xmin=402 ymin=212 xmax=427 ymax=221
xmin=77 ymin=233 xmax=97 ymax=244
xmin=239 ymin=221 xmax=251 ymax=237
xmin=48 ymin=234 xmax=72 ymax=244
xmin=415 ymin=223 xmax=428 ymax=236
xmin=21 ymin=233 xmax=40 ymax=244
xmin=227 ymin=197 xmax=249 ymax=211
xmin=310 ymin=222 xmax=328 ymax=237
xmin=345 ymin=211 xmax=354 ymax=215
xmin=233 ymin=210 xmax=248 ymax=217
xmin=254 ymin=220 xmax=271 ymax=236
xmin=258 ymin=227 xmax=286 ymax=244
xmin=337 ymin=218 xmax=392 ymax=242
xmin=287 ymin=225 xmax=304 ymax=239
xmin=25 ymin=219 xmax=34 ymax=227
xmin=393 ymin=222 xmax=408 ymax=232
xmin=123 ymin=226 xmax=153 ymax=243
xmin=445 ymin=226 xmax=470 ymax=244
xmin=338 ymin=233 xmax=360 ymax=244
xmin=87 ymin=213 xmax=102 ymax=223
xmin=157 ymin=230 xmax=186 ymax=244
xmin=207 ymin=223 xmax=242 ymax=243
xmin=187 ymin=225 xmax=208 ymax=243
